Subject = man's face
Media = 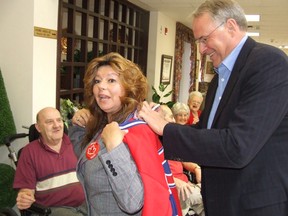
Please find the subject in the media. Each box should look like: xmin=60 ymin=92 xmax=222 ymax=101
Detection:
xmin=193 ymin=13 xmax=231 ymax=67
xmin=36 ymin=108 xmax=64 ymax=144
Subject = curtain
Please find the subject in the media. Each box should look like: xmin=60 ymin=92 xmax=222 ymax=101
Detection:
xmin=173 ymin=22 xmax=196 ymax=101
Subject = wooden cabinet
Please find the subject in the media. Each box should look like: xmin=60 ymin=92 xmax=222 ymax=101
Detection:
xmin=57 ymin=0 xmax=149 ymax=108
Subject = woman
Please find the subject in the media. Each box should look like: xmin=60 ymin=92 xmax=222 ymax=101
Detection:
xmin=187 ymin=91 xmax=203 ymax=125
xmin=69 ymin=52 xmax=181 ymax=216
xmin=170 ymin=102 xmax=205 ymax=216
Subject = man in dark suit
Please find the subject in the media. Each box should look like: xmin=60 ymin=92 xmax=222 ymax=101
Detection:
xmin=138 ymin=0 xmax=288 ymax=215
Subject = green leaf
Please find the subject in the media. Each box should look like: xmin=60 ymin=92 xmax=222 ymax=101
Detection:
xmin=60 ymin=98 xmax=83 ymax=129
xmin=152 ymin=94 xmax=160 ymax=103
xmin=159 ymin=83 xmax=165 ymax=92
xmin=163 ymin=90 xmax=173 ymax=98
xmin=151 ymin=83 xmax=174 ymax=106
xmin=166 ymin=101 xmax=175 ymax=109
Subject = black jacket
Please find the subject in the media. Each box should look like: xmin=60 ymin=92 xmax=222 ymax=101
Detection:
xmin=163 ymin=37 xmax=288 ymax=216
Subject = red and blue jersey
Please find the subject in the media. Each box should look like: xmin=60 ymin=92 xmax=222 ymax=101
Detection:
xmin=120 ymin=114 xmax=182 ymax=216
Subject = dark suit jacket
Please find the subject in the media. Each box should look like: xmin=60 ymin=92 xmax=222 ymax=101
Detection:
xmin=163 ymin=37 xmax=288 ymax=216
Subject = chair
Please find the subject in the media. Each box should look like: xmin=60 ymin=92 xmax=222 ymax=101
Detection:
xmin=0 ymin=207 xmax=18 ymax=216
xmin=4 ymin=124 xmax=56 ymax=216
xmin=28 ymin=124 xmax=68 ymax=143
xmin=183 ymin=169 xmax=200 ymax=216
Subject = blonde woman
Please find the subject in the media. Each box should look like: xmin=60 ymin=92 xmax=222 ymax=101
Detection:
xmin=164 ymin=103 xmax=205 ymax=216
xmin=187 ymin=91 xmax=203 ymax=125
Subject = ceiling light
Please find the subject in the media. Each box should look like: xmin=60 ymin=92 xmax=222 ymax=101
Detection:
xmin=279 ymin=45 xmax=288 ymax=49
xmin=245 ymin=15 xmax=260 ymax=22
xmin=246 ymin=32 xmax=259 ymax=37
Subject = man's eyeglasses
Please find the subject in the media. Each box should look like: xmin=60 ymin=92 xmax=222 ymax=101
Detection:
xmin=195 ymin=22 xmax=224 ymax=45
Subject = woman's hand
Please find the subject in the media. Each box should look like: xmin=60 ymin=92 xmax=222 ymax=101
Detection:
xmin=72 ymin=108 xmax=91 ymax=127
xmin=194 ymin=166 xmax=202 ymax=183
xmin=193 ymin=115 xmax=199 ymax=124
xmin=173 ymin=178 xmax=194 ymax=201
xmin=101 ymin=122 xmax=128 ymax=152
xmin=183 ymin=162 xmax=202 ymax=183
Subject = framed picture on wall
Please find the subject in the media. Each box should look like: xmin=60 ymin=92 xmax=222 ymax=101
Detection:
xmin=206 ymin=61 xmax=215 ymax=74
xmin=160 ymin=55 xmax=173 ymax=84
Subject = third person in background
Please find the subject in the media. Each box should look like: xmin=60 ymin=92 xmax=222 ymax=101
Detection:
xmin=170 ymin=103 xmax=205 ymax=216
xmin=187 ymin=91 xmax=203 ymax=125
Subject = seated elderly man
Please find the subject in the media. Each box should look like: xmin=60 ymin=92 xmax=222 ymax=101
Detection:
xmin=13 ymin=107 xmax=86 ymax=216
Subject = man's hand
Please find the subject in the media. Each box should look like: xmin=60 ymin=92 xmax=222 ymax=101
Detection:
xmin=137 ymin=101 xmax=169 ymax=135
xmin=16 ymin=189 xmax=36 ymax=210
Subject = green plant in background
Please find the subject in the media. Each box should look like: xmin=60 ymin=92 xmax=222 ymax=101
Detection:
xmin=60 ymin=98 xmax=83 ymax=128
xmin=0 ymin=163 xmax=17 ymax=208
xmin=151 ymin=83 xmax=175 ymax=108
xmin=0 ymin=69 xmax=17 ymax=211
xmin=0 ymin=69 xmax=16 ymax=146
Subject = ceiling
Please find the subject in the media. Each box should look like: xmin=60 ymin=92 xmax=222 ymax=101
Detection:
xmin=129 ymin=0 xmax=288 ymax=51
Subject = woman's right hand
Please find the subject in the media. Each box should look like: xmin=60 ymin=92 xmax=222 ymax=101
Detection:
xmin=101 ymin=122 xmax=128 ymax=152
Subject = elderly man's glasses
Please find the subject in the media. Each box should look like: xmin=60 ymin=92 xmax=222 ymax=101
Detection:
xmin=195 ymin=22 xmax=224 ymax=45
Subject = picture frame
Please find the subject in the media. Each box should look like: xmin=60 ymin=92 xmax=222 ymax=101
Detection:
xmin=206 ymin=61 xmax=215 ymax=74
xmin=160 ymin=55 xmax=173 ymax=84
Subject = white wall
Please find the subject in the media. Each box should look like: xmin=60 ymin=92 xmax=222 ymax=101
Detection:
xmin=147 ymin=12 xmax=176 ymax=103
xmin=0 ymin=0 xmax=58 ymax=165
xmin=33 ymin=0 xmax=58 ymax=117
xmin=178 ymin=42 xmax=191 ymax=103
xmin=0 ymin=0 xmax=34 ymax=132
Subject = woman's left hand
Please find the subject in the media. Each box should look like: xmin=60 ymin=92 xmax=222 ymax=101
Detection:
xmin=72 ymin=108 xmax=91 ymax=127
xmin=101 ymin=122 xmax=128 ymax=152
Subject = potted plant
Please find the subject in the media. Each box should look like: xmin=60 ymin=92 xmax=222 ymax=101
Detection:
xmin=151 ymin=83 xmax=175 ymax=108
xmin=0 ymin=69 xmax=16 ymax=145
xmin=60 ymin=98 xmax=83 ymax=128
xmin=0 ymin=164 xmax=17 ymax=209
xmin=0 ymin=69 xmax=17 ymax=212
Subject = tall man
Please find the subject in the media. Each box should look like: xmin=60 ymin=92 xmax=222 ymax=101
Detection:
xmin=139 ymin=0 xmax=288 ymax=215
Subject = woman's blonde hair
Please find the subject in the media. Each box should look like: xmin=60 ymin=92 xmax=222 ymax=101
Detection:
xmin=171 ymin=102 xmax=190 ymax=116
xmin=82 ymin=52 xmax=148 ymax=147
xmin=188 ymin=91 xmax=203 ymax=103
